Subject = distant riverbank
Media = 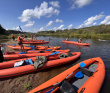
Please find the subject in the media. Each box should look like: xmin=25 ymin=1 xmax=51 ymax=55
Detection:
xmin=36 ymin=33 xmax=110 ymax=40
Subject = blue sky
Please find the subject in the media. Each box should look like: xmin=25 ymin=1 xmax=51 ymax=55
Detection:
xmin=0 ymin=0 xmax=110 ymax=33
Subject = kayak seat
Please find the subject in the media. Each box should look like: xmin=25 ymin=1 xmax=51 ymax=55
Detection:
xmin=25 ymin=59 xmax=33 ymax=65
xmin=45 ymin=49 xmax=50 ymax=51
xmin=79 ymin=67 xmax=94 ymax=77
xmin=59 ymin=53 xmax=65 ymax=59
xmin=59 ymin=80 xmax=76 ymax=93
xmin=66 ymin=52 xmax=73 ymax=57
xmin=38 ymin=51 xmax=44 ymax=53
xmin=19 ymin=52 xmax=26 ymax=54
xmin=13 ymin=44 xmax=16 ymax=46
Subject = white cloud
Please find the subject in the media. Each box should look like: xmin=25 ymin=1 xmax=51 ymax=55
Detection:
xmin=68 ymin=24 xmax=73 ymax=29
xmin=55 ymin=19 xmax=63 ymax=23
xmin=100 ymin=16 xmax=110 ymax=25
xmin=93 ymin=22 xmax=96 ymax=26
xmin=57 ymin=25 xmax=64 ymax=29
xmin=77 ymin=13 xmax=105 ymax=28
xmin=71 ymin=0 xmax=93 ymax=9
xmin=49 ymin=1 xmax=60 ymax=8
xmin=46 ymin=21 xmax=54 ymax=27
xmin=39 ymin=27 xmax=45 ymax=31
xmin=12 ymin=26 xmax=20 ymax=31
xmin=19 ymin=1 xmax=60 ymax=22
xmin=24 ymin=21 xmax=35 ymax=27
xmin=53 ymin=24 xmax=64 ymax=31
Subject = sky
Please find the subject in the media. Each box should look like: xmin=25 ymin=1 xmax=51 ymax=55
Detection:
xmin=0 ymin=0 xmax=110 ymax=33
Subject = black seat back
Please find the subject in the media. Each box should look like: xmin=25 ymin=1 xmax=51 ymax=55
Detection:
xmin=60 ymin=80 xmax=76 ymax=93
xmin=80 ymin=67 xmax=94 ymax=77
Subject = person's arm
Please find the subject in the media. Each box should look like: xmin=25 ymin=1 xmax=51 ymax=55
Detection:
xmin=0 ymin=44 xmax=4 ymax=47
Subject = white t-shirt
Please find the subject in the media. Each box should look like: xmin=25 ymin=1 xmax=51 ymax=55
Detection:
xmin=1 ymin=43 xmax=8 ymax=53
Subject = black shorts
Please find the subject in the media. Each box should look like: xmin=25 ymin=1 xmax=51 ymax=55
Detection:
xmin=12 ymin=37 xmax=15 ymax=40
xmin=18 ymin=42 xmax=23 ymax=45
xmin=0 ymin=50 xmax=4 ymax=62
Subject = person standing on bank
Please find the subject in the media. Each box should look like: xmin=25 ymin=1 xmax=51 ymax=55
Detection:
xmin=31 ymin=35 xmax=33 ymax=40
xmin=0 ymin=44 xmax=4 ymax=62
xmin=11 ymin=34 xmax=15 ymax=41
xmin=18 ymin=34 xmax=24 ymax=52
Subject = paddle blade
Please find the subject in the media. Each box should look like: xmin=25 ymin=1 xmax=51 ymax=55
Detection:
xmin=49 ymin=51 xmax=59 ymax=56
xmin=79 ymin=62 xmax=86 ymax=67
xmin=46 ymin=88 xmax=53 ymax=93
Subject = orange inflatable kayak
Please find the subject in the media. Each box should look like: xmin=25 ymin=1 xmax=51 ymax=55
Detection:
xmin=23 ymin=40 xmax=44 ymax=42
xmin=8 ymin=45 xmax=61 ymax=50
xmin=29 ymin=57 xmax=105 ymax=93
xmin=35 ymin=46 xmax=61 ymax=50
xmin=8 ymin=45 xmax=32 ymax=50
xmin=62 ymin=40 xmax=90 ymax=46
xmin=0 ymin=52 xmax=81 ymax=78
xmin=4 ymin=49 xmax=70 ymax=60
xmin=5 ymin=49 xmax=69 ymax=55
xmin=22 ymin=41 xmax=49 ymax=44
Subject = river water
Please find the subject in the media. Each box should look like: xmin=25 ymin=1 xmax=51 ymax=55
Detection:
xmin=36 ymin=36 xmax=110 ymax=93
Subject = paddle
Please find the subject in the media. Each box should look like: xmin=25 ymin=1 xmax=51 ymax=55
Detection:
xmin=34 ymin=62 xmax=86 ymax=93
xmin=49 ymin=51 xmax=59 ymax=56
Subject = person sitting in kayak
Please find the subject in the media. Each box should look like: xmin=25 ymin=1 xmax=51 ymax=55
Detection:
xmin=66 ymin=38 xmax=68 ymax=41
xmin=18 ymin=34 xmax=24 ymax=52
xmin=78 ymin=38 xmax=82 ymax=43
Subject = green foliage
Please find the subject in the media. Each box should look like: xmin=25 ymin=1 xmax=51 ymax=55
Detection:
xmin=36 ymin=24 xmax=110 ymax=39
xmin=0 ymin=24 xmax=110 ymax=40
xmin=0 ymin=25 xmax=6 ymax=35
xmin=0 ymin=35 xmax=9 ymax=39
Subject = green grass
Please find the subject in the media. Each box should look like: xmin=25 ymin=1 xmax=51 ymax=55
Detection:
xmin=17 ymin=77 xmax=21 ymax=81
xmin=23 ymin=82 xmax=32 ymax=89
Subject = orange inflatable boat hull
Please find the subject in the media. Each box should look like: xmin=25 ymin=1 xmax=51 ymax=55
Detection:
xmin=29 ymin=57 xmax=105 ymax=93
xmin=8 ymin=45 xmax=32 ymax=50
xmin=23 ymin=40 xmax=44 ymax=42
xmin=5 ymin=49 xmax=69 ymax=55
xmin=22 ymin=41 xmax=49 ymax=44
xmin=0 ymin=52 xmax=81 ymax=78
xmin=8 ymin=45 xmax=61 ymax=50
xmin=62 ymin=40 xmax=90 ymax=46
xmin=4 ymin=49 xmax=70 ymax=60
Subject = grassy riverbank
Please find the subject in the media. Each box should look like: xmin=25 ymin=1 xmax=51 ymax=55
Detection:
xmin=36 ymin=25 xmax=110 ymax=40
xmin=0 ymin=24 xmax=110 ymax=40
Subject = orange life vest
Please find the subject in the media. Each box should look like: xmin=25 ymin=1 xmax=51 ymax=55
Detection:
xmin=18 ymin=36 xmax=23 ymax=42
xmin=11 ymin=35 xmax=14 ymax=37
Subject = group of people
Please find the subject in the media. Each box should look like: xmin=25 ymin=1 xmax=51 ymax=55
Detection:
xmin=18 ymin=34 xmax=35 ymax=52
xmin=31 ymin=35 xmax=37 ymax=40
xmin=11 ymin=34 xmax=37 ymax=52
xmin=0 ymin=34 xmax=27 ymax=63
xmin=66 ymin=38 xmax=82 ymax=43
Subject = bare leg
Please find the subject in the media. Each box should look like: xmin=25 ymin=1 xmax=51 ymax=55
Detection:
xmin=20 ymin=45 xmax=22 ymax=52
